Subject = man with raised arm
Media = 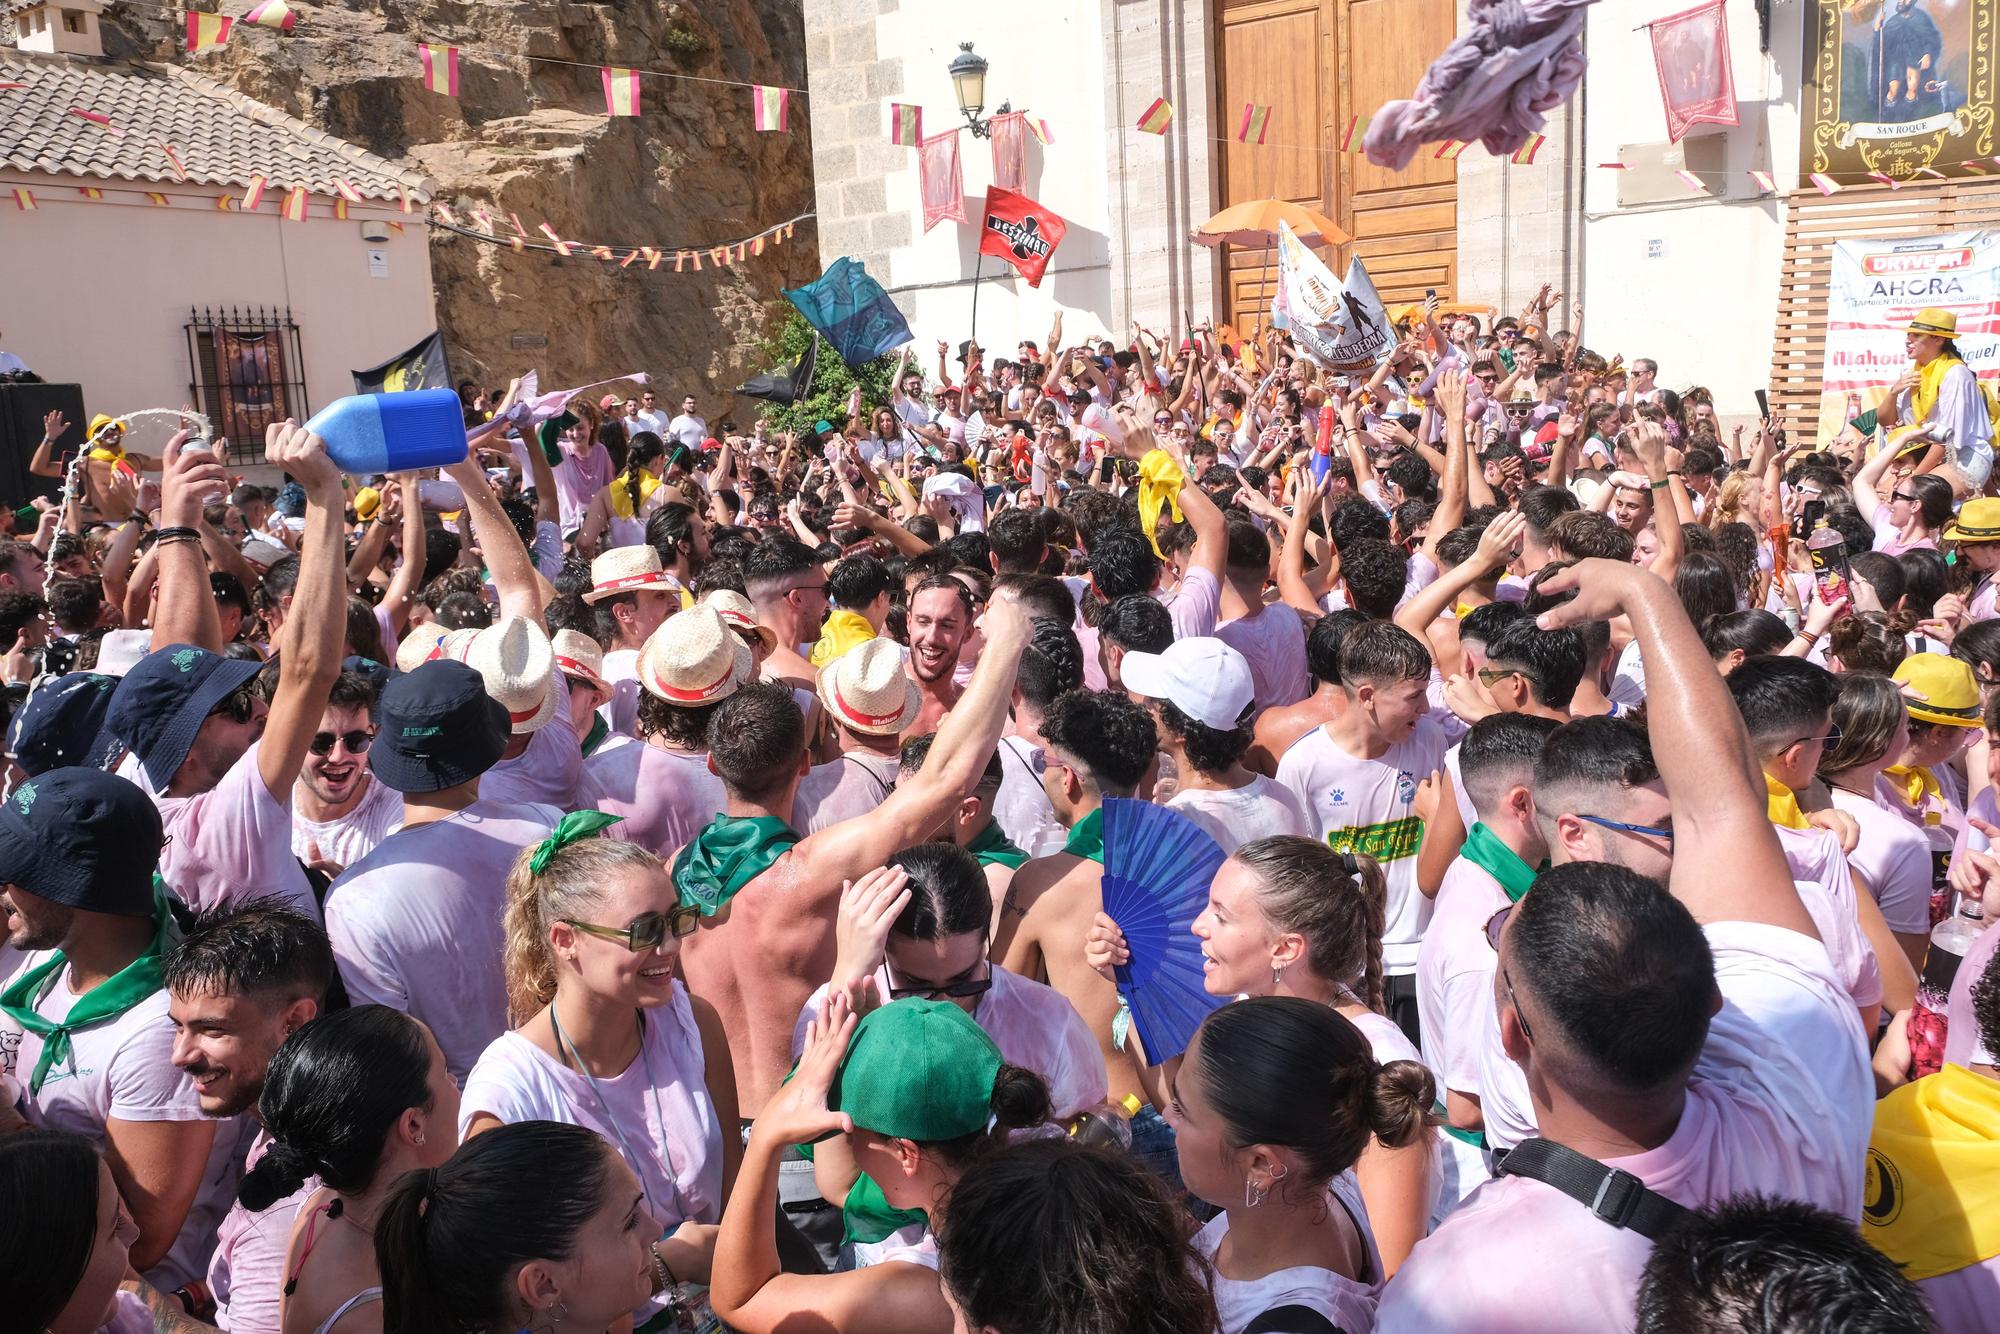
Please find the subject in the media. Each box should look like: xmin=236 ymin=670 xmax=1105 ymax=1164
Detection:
xmin=1378 ymin=559 xmax=1870 ymax=1332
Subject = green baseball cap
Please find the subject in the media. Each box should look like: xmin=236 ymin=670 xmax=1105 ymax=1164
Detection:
xmin=829 ymin=999 xmax=1002 ymax=1141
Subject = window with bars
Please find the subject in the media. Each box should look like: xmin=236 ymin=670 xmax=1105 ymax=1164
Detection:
xmin=184 ymin=307 xmax=309 ymax=465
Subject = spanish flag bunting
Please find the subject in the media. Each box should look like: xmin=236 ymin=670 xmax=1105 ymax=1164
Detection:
xmin=752 ymin=85 xmax=789 ymax=132
xmin=145 ymin=191 xmax=169 ymax=206
xmin=68 ymin=108 xmax=122 ymax=135
xmin=77 ymin=186 xmax=103 ymax=200
xmin=1237 ymin=104 xmax=1272 ymax=145
xmin=419 ymin=42 xmax=459 ymax=97
xmin=1866 ymin=170 xmax=1902 ymax=190
xmin=0 ymin=82 xmax=27 ymax=91
xmin=215 ymin=194 xmax=235 ymax=211
xmin=752 ymin=235 xmax=765 ymax=256
xmin=399 ymin=184 xmax=413 ymax=213
xmin=1028 ymin=116 xmax=1054 ymax=146
xmin=472 ymin=206 xmax=495 ymax=232
xmin=245 ymin=0 xmax=297 ymax=31
xmin=641 ymin=245 xmax=661 ymax=266
xmin=1749 ymin=169 xmax=1775 ymax=192
xmin=590 ymin=245 xmax=613 ymax=260
xmin=185 ymin=11 xmax=232 ymax=52
xmin=12 ymin=188 xmax=34 ymax=211
xmin=508 ymin=211 xmax=528 ymax=237
xmin=691 ymin=251 xmax=702 ymax=271
xmin=1916 ymin=167 xmax=1948 ymax=179
xmin=1673 ymin=169 xmax=1705 ymax=192
xmin=388 ymin=220 xmax=404 ymax=233
xmin=1510 ymin=133 xmax=1545 ymax=165
xmin=333 ymin=197 xmax=349 ymax=220
xmin=1337 ymin=116 xmax=1369 ymax=152
xmin=509 ymin=235 xmax=524 ymax=253
xmin=619 ymin=248 xmax=641 ymax=268
xmin=1598 ymin=161 xmax=1630 ymax=169
xmin=435 ymin=203 xmax=459 ymax=226
xmin=335 ymin=179 xmax=363 ymax=204
xmin=783 ymin=222 xmax=795 ymax=240
xmin=160 ymin=142 xmax=188 ymax=179
xmin=1136 ymin=97 xmax=1173 ymax=134
xmin=889 ymin=103 xmax=922 ymax=147
xmin=602 ymin=67 xmax=641 ymax=117
xmin=1965 ymin=162 xmax=1992 ymax=176
xmin=674 ymin=250 xmax=687 ymax=273
xmin=710 ymin=245 xmax=727 ymax=265
xmin=242 ymin=174 xmax=267 ymax=209
xmin=281 ymin=185 xmax=309 ymax=221
xmin=1434 ymin=140 xmax=1467 ymax=160
xmin=539 ymin=223 xmax=574 ymax=256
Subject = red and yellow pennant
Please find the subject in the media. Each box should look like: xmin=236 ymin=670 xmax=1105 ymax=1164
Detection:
xmin=398 ymin=183 xmax=413 ymax=214
xmin=1136 ymin=97 xmax=1173 ymax=134
xmin=1511 ymin=133 xmax=1545 ymax=165
xmin=1237 ymin=103 xmax=1272 ymax=145
xmin=77 ymin=186 xmax=103 ymax=200
xmin=241 ymin=174 xmax=267 ymax=209
xmin=602 ymin=67 xmax=641 ymax=117
xmin=245 ymin=0 xmax=297 ymax=31
xmin=1337 ymin=115 xmax=1370 ymax=152
xmin=418 ymin=42 xmax=459 ymax=97
xmin=12 ymin=188 xmax=35 ymax=211
xmin=145 ymin=191 xmax=170 ymax=206
xmin=333 ymin=197 xmax=349 ymax=220
xmin=889 ymin=103 xmax=922 ymax=147
xmin=752 ymin=85 xmax=789 ymax=132
xmin=335 ymin=179 xmax=363 ymax=204
xmin=1028 ymin=116 xmax=1054 ymax=146
xmin=67 ymin=108 xmax=123 ymax=136
xmin=281 ymin=185 xmax=309 ymax=221
xmin=160 ymin=141 xmax=188 ymax=180
xmin=1433 ymin=139 xmax=1468 ymax=161
xmin=215 ymin=194 xmax=236 ymax=211
xmin=538 ymin=222 xmax=574 ymax=256
xmin=185 ymin=11 xmax=232 ymax=52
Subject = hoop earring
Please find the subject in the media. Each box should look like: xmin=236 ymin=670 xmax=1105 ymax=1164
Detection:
xmin=1271 ymin=960 xmax=1285 ymax=990
xmin=535 ymin=1301 xmax=568 ymax=1330
xmin=1245 ymin=1177 xmax=1267 ymax=1209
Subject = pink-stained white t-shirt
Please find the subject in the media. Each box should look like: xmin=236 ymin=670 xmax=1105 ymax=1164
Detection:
xmin=324 ymin=799 xmax=560 ymax=1081
xmin=1162 ymin=564 xmax=1221 ymax=640
xmin=1417 ymin=856 xmax=1509 ymax=1101
xmin=1829 ymin=783 xmax=1935 ymax=938
xmin=460 ymin=982 xmax=723 ymax=1227
xmin=792 ymin=750 xmax=900 ymax=834
xmin=1195 ymin=1172 xmax=1382 ymax=1334
xmin=1216 ymin=602 xmax=1311 ymax=717
xmin=1165 ymin=775 xmax=1311 ymax=855
xmin=1947 ymin=918 xmax=2000 ymax=1070
xmin=993 ymin=734 xmax=1067 ymax=859
xmin=156 ymin=740 xmax=316 ymax=917
xmin=1377 ymin=921 xmax=1873 ymax=1333
xmin=209 ymin=1130 xmax=317 ymax=1334
xmin=290 ymin=774 xmax=403 ymax=878
xmin=479 ymin=674 xmax=581 ymax=810
xmin=1277 ymin=718 xmax=1452 ymax=974
xmin=1918 ymin=1248 xmax=2000 ymax=1331
xmin=599 ymin=648 xmax=643 ymax=739
xmin=577 ymin=736 xmax=727 ymax=861
xmin=1073 ymin=619 xmax=1109 ymax=692
xmin=794 ymin=966 xmax=1107 ymax=1120
xmin=1774 ymin=824 xmax=1884 ymax=1012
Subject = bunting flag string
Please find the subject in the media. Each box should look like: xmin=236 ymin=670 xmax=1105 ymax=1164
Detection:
xmin=160 ymin=141 xmax=188 ymax=179
xmin=185 ymin=11 xmax=231 ymax=52
xmin=602 ymin=67 xmax=641 ymax=117
xmin=244 ymin=0 xmax=296 ymax=31
xmin=281 ymin=184 xmax=309 ymax=220
xmin=67 ymin=108 xmax=123 ymax=135
xmin=1027 ymin=116 xmax=1054 ymax=146
xmin=752 ymin=84 xmax=790 ymax=132
xmin=145 ymin=191 xmax=170 ymax=206
xmin=1136 ymin=97 xmax=1174 ymax=134
xmin=1237 ymin=104 xmax=1272 ymax=145
xmin=426 ymin=207 xmax=815 ymax=274
xmin=78 ymin=187 xmax=103 ymax=200
xmin=1510 ymin=134 xmax=1545 ymax=165
xmin=12 ymin=188 xmax=36 ymax=211
xmin=241 ymin=174 xmax=267 ymax=210
xmin=889 ymin=103 xmax=923 ymax=147
xmin=419 ymin=42 xmax=459 ymax=97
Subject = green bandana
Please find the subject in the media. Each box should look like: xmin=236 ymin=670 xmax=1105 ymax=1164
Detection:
xmin=580 ymin=712 xmax=610 ymax=758
xmin=1062 ymin=807 xmax=1105 ymax=865
xmin=842 ymin=1170 xmax=927 ymax=1245
xmin=536 ymin=411 xmax=578 ymax=467
xmin=966 ymin=820 xmax=1027 ymax=870
xmin=0 ymin=899 xmax=172 ymax=1094
xmin=1460 ymin=821 xmax=1538 ymax=904
xmin=528 ymin=810 xmax=624 ymax=875
xmin=672 ymin=816 xmax=800 ymax=916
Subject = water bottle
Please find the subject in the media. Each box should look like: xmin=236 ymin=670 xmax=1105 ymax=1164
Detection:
xmin=303 ymin=388 xmax=468 ymax=474
xmin=1069 ymin=1093 xmax=1144 ymax=1150
xmin=1924 ymin=901 xmax=1986 ymax=996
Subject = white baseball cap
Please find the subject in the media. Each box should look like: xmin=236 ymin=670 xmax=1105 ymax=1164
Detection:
xmin=1119 ymin=637 xmax=1254 ymax=730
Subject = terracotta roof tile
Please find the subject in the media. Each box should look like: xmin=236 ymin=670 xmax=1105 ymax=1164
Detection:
xmin=0 ymin=48 xmax=431 ymax=202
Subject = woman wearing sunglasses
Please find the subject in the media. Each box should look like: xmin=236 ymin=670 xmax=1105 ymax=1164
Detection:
xmin=461 ymin=812 xmax=739 ymax=1329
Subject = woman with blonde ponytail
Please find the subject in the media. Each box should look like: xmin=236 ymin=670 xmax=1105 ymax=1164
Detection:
xmin=1087 ymin=835 xmax=1436 ymax=1275
xmin=460 ymin=811 xmax=738 ymax=1326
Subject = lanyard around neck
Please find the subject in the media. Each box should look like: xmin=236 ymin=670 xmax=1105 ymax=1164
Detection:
xmin=549 ymin=1005 xmax=686 ymax=1224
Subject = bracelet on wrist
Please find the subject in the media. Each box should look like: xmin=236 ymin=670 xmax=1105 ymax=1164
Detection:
xmin=1648 ymin=478 xmax=1671 ymax=491
xmin=153 ymin=525 xmax=199 ymax=543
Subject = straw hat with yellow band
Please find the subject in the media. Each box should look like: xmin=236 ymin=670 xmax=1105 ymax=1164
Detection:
xmin=1944 ymin=497 xmax=2000 ymax=544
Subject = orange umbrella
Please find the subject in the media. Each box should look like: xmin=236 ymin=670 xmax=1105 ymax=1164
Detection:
xmin=1192 ymin=198 xmax=1350 ymax=248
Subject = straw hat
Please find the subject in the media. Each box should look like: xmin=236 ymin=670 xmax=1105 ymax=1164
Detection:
xmin=816 ymin=637 xmax=920 ymax=737
xmin=1893 ymin=653 xmax=1983 ymax=729
xmin=550 ymin=629 xmax=611 ymax=694
xmin=1906 ymin=307 xmax=1958 ymax=338
xmin=637 ymin=605 xmax=751 ymax=707
xmin=1944 ymin=497 xmax=2000 ymax=544
xmin=583 ymin=545 xmax=684 ymax=605
xmin=394 ymin=622 xmax=455 ymax=674
xmin=458 ymin=616 xmax=558 ymax=735
xmin=701 ymin=589 xmax=778 ymax=652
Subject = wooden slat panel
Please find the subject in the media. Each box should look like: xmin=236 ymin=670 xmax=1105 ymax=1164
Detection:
xmin=1765 ymin=179 xmax=2000 ymax=445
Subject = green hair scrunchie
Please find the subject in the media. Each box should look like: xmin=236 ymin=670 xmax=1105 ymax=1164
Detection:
xmin=528 ymin=810 xmax=624 ymax=875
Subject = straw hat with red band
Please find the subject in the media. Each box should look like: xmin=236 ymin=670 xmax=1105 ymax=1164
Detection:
xmin=550 ymin=628 xmax=612 ymax=694
xmin=583 ymin=546 xmax=684 ymax=605
xmin=395 ymin=622 xmax=454 ymax=674
xmin=816 ymin=638 xmax=920 ymax=738
xmin=700 ymin=589 xmax=778 ymax=652
xmin=457 ymin=616 xmax=559 ymax=735
xmin=638 ymin=605 xmax=751 ymax=707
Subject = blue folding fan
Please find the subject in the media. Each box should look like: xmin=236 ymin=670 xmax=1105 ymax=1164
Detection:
xmin=1100 ymin=796 xmax=1229 ymax=1063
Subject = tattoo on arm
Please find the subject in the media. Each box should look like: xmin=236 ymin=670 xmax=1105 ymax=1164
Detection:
xmin=124 ymin=1279 xmax=219 ymax=1333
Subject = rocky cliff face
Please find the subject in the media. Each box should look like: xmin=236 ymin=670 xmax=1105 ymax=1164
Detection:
xmin=105 ymin=1 xmax=817 ymax=406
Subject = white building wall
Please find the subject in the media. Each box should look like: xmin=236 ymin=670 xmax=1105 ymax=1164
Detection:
xmin=1577 ymin=1 xmax=1803 ymax=419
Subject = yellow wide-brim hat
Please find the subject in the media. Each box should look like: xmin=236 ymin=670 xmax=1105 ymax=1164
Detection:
xmin=1906 ymin=307 xmax=1958 ymax=338
xmin=1944 ymin=497 xmax=2000 ymax=544
xmin=1893 ymin=653 xmax=1983 ymax=728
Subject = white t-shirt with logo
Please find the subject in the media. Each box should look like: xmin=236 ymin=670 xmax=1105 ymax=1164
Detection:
xmin=1276 ymin=718 xmax=1451 ymax=974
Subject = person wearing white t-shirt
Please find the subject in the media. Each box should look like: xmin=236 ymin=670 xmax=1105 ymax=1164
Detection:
xmin=665 ymin=395 xmax=708 ymax=451
xmin=633 ymin=389 xmax=671 ymax=439
xmin=0 ymin=769 xmax=219 ymax=1289
xmin=1121 ymin=636 xmax=1309 ymax=852
xmin=1378 ymin=558 xmax=1872 ymax=1333
xmin=292 ymin=671 xmax=401 ymax=879
xmin=1276 ymin=621 xmax=1450 ymax=1045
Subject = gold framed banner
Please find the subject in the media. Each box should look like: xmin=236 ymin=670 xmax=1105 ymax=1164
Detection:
xmin=1802 ymin=0 xmax=1998 ymax=182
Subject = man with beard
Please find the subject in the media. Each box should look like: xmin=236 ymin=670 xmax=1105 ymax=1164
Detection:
xmin=290 ymin=671 xmax=398 ymax=881
xmin=906 ymin=575 xmax=972 ymax=734
xmin=163 ymin=900 xmax=332 ymax=1331
xmin=0 ymin=769 xmax=222 ymax=1291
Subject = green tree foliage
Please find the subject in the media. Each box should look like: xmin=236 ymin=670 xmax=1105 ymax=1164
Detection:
xmin=753 ymin=309 xmax=903 ymax=437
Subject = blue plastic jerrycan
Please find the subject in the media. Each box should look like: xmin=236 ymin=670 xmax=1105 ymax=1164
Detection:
xmin=302 ymin=388 xmax=468 ymax=474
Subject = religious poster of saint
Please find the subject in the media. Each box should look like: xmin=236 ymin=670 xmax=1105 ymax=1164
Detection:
xmin=214 ymin=329 xmax=291 ymax=445
xmin=1802 ymin=0 xmax=1997 ymax=183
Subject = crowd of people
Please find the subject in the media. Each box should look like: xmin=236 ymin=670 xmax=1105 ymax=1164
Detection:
xmin=2 ymin=287 xmax=1998 ymax=1333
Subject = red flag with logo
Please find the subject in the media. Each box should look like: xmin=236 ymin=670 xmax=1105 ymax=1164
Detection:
xmin=979 ymin=186 xmax=1066 ymax=288
xmin=1648 ymin=0 xmax=1737 ymax=142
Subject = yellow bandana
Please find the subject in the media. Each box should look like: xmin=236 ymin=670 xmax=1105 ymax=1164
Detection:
xmin=1882 ymin=764 xmax=1944 ymax=826
xmin=1911 ymin=354 xmax=1962 ymax=427
xmin=1864 ymin=1064 xmax=2000 ymax=1280
xmin=1764 ymin=773 xmax=1811 ymax=830
xmin=608 ymin=470 xmax=661 ymax=521
xmin=1136 ymin=449 xmax=1185 ymax=559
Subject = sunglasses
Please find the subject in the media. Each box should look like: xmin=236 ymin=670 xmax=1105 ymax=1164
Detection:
xmin=1575 ymin=813 xmax=1675 ymax=848
xmin=1891 ymin=490 xmax=1919 ymax=504
xmin=1476 ymin=666 xmax=1528 ymax=690
xmin=308 ymin=729 xmax=374 ymax=757
xmin=208 ymin=682 xmax=258 ymax=725
xmin=1483 ymin=906 xmax=1533 ymax=1040
xmin=886 ymin=966 xmax=995 ymax=1001
xmin=564 ymin=907 xmax=700 ymax=952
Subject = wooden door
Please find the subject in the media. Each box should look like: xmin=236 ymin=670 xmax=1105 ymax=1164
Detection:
xmin=1214 ymin=0 xmax=1457 ymax=330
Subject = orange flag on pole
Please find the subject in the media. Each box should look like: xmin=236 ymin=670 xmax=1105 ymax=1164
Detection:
xmin=602 ymin=67 xmax=641 ymax=117
xmin=185 ymin=12 xmax=231 ymax=52
xmin=419 ymin=42 xmax=459 ymax=96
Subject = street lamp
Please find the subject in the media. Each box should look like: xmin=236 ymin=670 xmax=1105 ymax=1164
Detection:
xmin=950 ymin=41 xmax=1010 ymax=138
